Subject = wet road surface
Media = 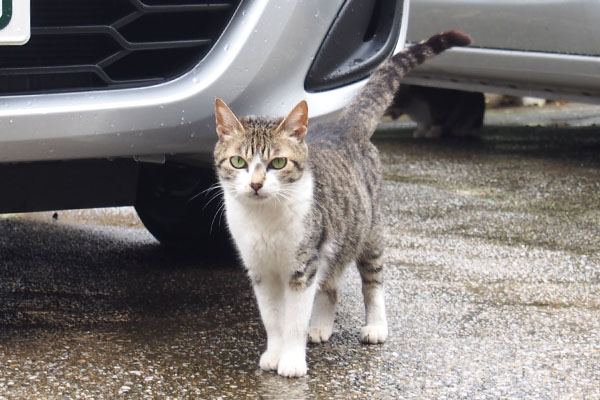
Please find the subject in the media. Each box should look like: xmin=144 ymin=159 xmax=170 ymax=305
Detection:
xmin=1 ymin=104 xmax=599 ymax=398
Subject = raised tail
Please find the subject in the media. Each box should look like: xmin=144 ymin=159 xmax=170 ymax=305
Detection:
xmin=337 ymin=30 xmax=472 ymax=139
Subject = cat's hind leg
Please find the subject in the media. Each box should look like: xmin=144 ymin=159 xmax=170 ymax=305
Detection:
xmin=308 ymin=287 xmax=338 ymax=344
xmin=357 ymin=243 xmax=388 ymax=344
xmin=308 ymin=256 xmax=347 ymax=344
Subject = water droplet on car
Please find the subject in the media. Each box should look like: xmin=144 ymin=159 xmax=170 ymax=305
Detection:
xmin=224 ymin=44 xmax=230 ymax=51
xmin=8 ymin=119 xmax=13 ymax=124
xmin=160 ymin=123 xmax=165 ymax=127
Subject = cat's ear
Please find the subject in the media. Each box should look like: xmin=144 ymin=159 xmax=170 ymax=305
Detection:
xmin=276 ymin=100 xmax=308 ymax=141
xmin=215 ymin=98 xmax=244 ymax=139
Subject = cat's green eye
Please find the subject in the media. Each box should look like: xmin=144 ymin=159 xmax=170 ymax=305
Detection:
xmin=269 ymin=157 xmax=287 ymax=170
xmin=230 ymin=156 xmax=247 ymax=169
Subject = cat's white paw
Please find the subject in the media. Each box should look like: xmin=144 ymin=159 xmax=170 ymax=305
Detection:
xmin=360 ymin=325 xmax=388 ymax=344
xmin=308 ymin=326 xmax=332 ymax=344
xmin=277 ymin=351 xmax=307 ymax=378
xmin=259 ymin=350 xmax=280 ymax=371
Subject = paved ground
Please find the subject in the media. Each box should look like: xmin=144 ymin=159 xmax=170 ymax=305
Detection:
xmin=1 ymin=104 xmax=599 ymax=399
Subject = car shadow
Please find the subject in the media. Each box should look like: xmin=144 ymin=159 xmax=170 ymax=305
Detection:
xmin=0 ymin=217 xmax=250 ymax=331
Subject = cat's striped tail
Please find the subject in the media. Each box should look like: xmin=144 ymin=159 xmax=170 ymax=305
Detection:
xmin=338 ymin=30 xmax=472 ymax=139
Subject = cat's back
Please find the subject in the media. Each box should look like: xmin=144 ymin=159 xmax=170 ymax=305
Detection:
xmin=307 ymin=120 xmax=380 ymax=175
xmin=306 ymin=120 xmax=381 ymax=215
xmin=303 ymin=121 xmax=382 ymax=265
xmin=306 ymin=121 xmax=345 ymax=149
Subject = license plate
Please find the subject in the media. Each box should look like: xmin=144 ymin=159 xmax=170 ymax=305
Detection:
xmin=0 ymin=0 xmax=30 ymax=45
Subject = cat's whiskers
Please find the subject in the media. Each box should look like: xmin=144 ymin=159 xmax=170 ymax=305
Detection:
xmin=273 ymin=192 xmax=291 ymax=204
xmin=188 ymin=181 xmax=222 ymax=203
xmin=274 ymin=186 xmax=302 ymax=204
xmin=216 ymin=181 xmax=239 ymax=199
xmin=203 ymin=188 xmax=226 ymax=211
xmin=276 ymin=189 xmax=293 ymax=198
xmin=210 ymin=200 xmax=227 ymax=234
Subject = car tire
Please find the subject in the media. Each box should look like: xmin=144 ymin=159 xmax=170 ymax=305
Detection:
xmin=134 ymin=162 xmax=234 ymax=253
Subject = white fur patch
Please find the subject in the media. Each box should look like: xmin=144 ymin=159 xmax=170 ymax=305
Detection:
xmin=361 ymin=285 xmax=388 ymax=344
xmin=223 ymin=168 xmax=314 ymax=277
xmin=223 ymin=169 xmax=316 ymax=377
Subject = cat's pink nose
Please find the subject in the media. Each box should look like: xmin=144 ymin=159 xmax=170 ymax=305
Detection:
xmin=250 ymin=182 xmax=263 ymax=192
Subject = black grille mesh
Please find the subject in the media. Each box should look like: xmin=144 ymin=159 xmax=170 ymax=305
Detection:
xmin=0 ymin=0 xmax=241 ymax=95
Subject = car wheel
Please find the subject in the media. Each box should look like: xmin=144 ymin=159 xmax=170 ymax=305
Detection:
xmin=135 ymin=162 xmax=234 ymax=252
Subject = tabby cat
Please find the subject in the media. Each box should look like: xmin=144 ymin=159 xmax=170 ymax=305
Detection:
xmin=213 ymin=31 xmax=471 ymax=377
xmin=385 ymin=85 xmax=485 ymax=138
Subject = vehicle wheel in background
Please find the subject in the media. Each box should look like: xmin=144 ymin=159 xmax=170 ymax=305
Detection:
xmin=135 ymin=162 xmax=234 ymax=253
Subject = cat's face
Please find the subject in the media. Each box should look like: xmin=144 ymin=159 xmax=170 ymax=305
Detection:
xmin=214 ymin=99 xmax=309 ymax=203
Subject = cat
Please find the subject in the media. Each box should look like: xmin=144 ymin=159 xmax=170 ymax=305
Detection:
xmin=213 ymin=31 xmax=472 ymax=377
xmin=385 ymin=85 xmax=485 ymax=138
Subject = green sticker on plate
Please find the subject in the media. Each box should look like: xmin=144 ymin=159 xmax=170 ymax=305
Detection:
xmin=0 ymin=0 xmax=13 ymax=30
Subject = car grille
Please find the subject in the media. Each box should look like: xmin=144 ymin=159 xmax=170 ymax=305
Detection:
xmin=0 ymin=0 xmax=241 ymax=95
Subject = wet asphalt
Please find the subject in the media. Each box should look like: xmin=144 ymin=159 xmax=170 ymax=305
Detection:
xmin=1 ymin=103 xmax=599 ymax=399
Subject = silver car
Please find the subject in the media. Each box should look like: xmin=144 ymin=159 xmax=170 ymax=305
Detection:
xmin=405 ymin=0 xmax=600 ymax=103
xmin=3 ymin=0 xmax=596 ymax=247
xmin=0 ymin=0 xmax=409 ymax=247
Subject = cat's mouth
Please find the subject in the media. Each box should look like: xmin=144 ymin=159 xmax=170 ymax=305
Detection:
xmin=246 ymin=191 xmax=268 ymax=201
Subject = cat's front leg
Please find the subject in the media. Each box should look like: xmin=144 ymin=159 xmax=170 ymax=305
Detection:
xmin=251 ymin=275 xmax=284 ymax=372
xmin=276 ymin=275 xmax=318 ymax=378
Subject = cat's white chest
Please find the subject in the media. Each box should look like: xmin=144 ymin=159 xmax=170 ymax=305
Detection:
xmin=223 ymin=174 xmax=313 ymax=276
